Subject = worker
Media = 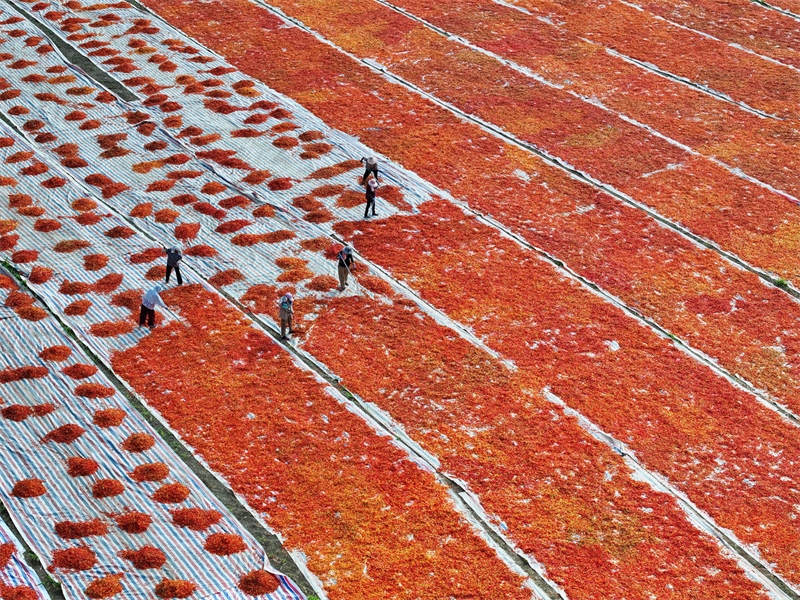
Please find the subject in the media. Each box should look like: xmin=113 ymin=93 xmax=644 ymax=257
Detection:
xmin=139 ymin=284 xmax=166 ymax=330
xmin=364 ymin=176 xmax=378 ymax=219
xmin=164 ymin=245 xmax=183 ymax=285
xmin=278 ymin=292 xmax=294 ymax=340
xmin=337 ymin=246 xmax=355 ymax=291
xmin=360 ymin=156 xmax=380 ymax=185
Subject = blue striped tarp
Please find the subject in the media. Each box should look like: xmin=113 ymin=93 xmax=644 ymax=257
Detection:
xmin=0 ymin=519 xmax=46 ymax=598
xmin=0 ymin=272 xmax=305 ymax=600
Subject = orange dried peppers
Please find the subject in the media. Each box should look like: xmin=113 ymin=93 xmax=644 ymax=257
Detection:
xmin=129 ymin=0 xmax=800 ymax=420
xmin=0 ymin=3 xmax=792 ymax=596
xmin=359 ymin=0 xmax=800 ymax=197
xmin=345 ymin=202 xmax=800 ymax=584
xmin=629 ymin=0 xmax=800 ymax=68
xmin=138 ymin=0 xmax=800 ymax=291
xmin=112 ymin=286 xmax=531 ymax=599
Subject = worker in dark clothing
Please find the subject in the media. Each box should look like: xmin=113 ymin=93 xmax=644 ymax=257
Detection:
xmin=164 ymin=246 xmax=183 ymax=285
xmin=360 ymin=156 xmax=380 ymax=185
xmin=337 ymin=246 xmax=355 ymax=291
xmin=278 ymin=292 xmax=294 ymax=340
xmin=364 ymin=177 xmax=378 ymax=219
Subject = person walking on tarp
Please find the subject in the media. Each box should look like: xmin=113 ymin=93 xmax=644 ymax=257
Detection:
xmin=364 ymin=176 xmax=378 ymax=219
xmin=164 ymin=245 xmax=183 ymax=285
xmin=360 ymin=156 xmax=380 ymax=185
xmin=278 ymin=292 xmax=294 ymax=340
xmin=139 ymin=284 xmax=167 ymax=330
xmin=337 ymin=246 xmax=355 ymax=291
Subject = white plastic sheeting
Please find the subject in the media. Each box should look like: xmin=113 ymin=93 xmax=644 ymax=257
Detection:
xmin=0 ymin=518 xmax=46 ymax=598
xmin=0 ymin=270 xmax=304 ymax=600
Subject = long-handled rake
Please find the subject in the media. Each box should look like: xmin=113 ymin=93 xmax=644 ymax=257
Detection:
xmin=339 ymin=247 xmax=363 ymax=294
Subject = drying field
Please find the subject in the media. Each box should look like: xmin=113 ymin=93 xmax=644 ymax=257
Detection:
xmin=0 ymin=0 xmax=797 ymax=598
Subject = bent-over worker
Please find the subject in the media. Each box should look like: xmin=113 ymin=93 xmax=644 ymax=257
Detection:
xmin=337 ymin=246 xmax=355 ymax=291
xmin=360 ymin=156 xmax=380 ymax=185
xmin=140 ymin=284 xmax=166 ymax=330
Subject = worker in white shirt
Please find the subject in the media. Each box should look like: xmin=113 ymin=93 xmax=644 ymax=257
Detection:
xmin=139 ymin=284 xmax=167 ymax=329
xmin=360 ymin=156 xmax=380 ymax=185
